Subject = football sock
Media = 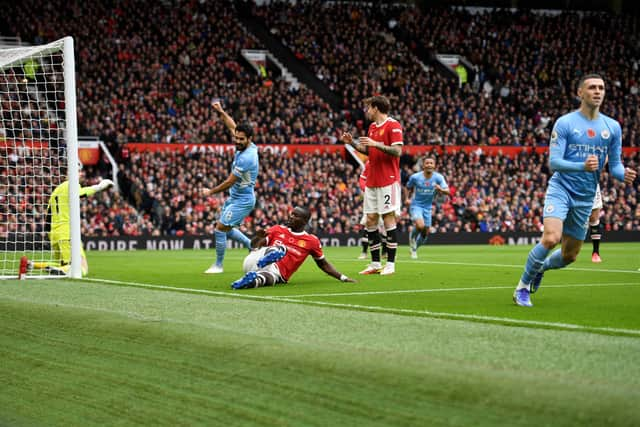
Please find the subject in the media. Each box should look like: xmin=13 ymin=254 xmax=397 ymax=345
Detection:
xmin=543 ymin=249 xmax=568 ymax=271
xmin=520 ymin=243 xmax=550 ymax=284
xmin=227 ymin=228 xmax=251 ymax=249
xmin=215 ymin=230 xmax=227 ymax=266
xmin=410 ymin=228 xmax=419 ymax=248
xmin=417 ymin=230 xmax=428 ymax=248
xmin=590 ymin=221 xmax=601 ymax=254
xmin=361 ymin=229 xmax=369 ymax=253
xmin=367 ymin=228 xmax=381 ymax=263
xmin=385 ymin=226 xmax=398 ymax=263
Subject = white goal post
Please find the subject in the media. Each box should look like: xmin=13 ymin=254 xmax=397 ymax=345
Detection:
xmin=0 ymin=37 xmax=82 ymax=279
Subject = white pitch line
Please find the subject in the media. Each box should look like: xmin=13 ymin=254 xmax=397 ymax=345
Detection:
xmin=81 ymin=277 xmax=640 ymax=337
xmin=337 ymin=258 xmax=640 ymax=274
xmin=275 ymin=282 xmax=640 ymax=299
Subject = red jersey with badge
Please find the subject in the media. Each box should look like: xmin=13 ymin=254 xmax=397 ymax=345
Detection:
xmin=266 ymin=225 xmax=324 ymax=281
xmin=367 ymin=117 xmax=403 ymax=187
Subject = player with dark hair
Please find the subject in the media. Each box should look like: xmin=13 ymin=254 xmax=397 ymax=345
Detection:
xmin=203 ymin=100 xmax=259 ymax=274
xmin=231 ymin=206 xmax=356 ymax=289
xmin=406 ymin=156 xmax=450 ymax=259
xmin=340 ymin=95 xmax=403 ymax=276
xmin=513 ymin=74 xmax=637 ymax=307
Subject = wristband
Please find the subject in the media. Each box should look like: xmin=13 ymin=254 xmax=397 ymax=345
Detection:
xmin=339 ymin=274 xmax=348 ymax=282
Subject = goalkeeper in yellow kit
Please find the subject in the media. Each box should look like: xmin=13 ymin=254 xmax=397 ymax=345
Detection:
xmin=29 ymin=171 xmax=114 ymax=276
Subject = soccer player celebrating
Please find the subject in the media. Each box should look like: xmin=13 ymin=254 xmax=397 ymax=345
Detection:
xmin=340 ymin=95 xmax=403 ymax=275
xmin=230 ymin=206 xmax=356 ymax=289
xmin=513 ymin=74 xmax=637 ymax=307
xmin=406 ymin=156 xmax=450 ymax=259
xmin=27 ymin=164 xmax=114 ymax=276
xmin=203 ymin=100 xmax=259 ymax=274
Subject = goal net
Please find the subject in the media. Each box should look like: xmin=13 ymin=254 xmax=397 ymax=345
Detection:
xmin=0 ymin=37 xmax=82 ymax=279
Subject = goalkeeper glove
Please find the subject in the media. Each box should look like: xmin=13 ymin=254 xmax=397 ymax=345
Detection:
xmin=92 ymin=179 xmax=114 ymax=192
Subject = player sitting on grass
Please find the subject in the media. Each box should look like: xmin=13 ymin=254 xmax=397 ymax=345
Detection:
xmin=26 ymin=165 xmax=114 ymax=276
xmin=231 ymin=206 xmax=356 ymax=289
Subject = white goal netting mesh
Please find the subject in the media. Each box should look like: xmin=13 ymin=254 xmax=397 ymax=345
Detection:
xmin=0 ymin=39 xmax=73 ymax=279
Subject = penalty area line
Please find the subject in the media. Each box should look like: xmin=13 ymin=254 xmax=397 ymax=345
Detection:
xmin=82 ymin=277 xmax=640 ymax=337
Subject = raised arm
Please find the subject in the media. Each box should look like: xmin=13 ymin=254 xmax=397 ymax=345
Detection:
xmin=212 ymin=101 xmax=237 ymax=134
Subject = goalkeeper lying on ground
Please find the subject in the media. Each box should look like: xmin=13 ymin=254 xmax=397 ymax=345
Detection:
xmin=28 ymin=169 xmax=114 ymax=276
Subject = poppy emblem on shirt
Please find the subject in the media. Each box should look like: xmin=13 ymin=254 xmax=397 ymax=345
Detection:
xmin=587 ymin=128 xmax=596 ymax=138
xmin=601 ymin=129 xmax=610 ymax=139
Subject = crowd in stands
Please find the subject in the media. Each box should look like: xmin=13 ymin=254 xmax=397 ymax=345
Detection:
xmin=3 ymin=0 xmax=338 ymax=147
xmin=2 ymin=1 xmax=640 ymax=241
xmin=2 ymin=143 xmax=638 ymax=242
xmin=3 ymin=1 xmax=639 ymax=148
xmin=99 ymin=148 xmax=640 ymax=237
xmin=253 ymin=1 xmax=640 ymax=147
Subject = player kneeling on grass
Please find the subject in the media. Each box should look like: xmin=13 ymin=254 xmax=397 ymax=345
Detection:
xmin=27 ymin=170 xmax=114 ymax=277
xmin=231 ymin=206 xmax=356 ymax=289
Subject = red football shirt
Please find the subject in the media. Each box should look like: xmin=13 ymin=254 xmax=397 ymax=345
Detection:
xmin=266 ymin=225 xmax=324 ymax=281
xmin=366 ymin=117 xmax=403 ymax=187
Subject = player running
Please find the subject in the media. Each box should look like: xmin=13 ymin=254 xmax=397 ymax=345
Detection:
xmin=406 ymin=156 xmax=450 ymax=259
xmin=513 ymin=74 xmax=637 ymax=307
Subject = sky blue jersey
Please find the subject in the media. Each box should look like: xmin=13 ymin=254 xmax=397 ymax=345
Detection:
xmin=548 ymin=110 xmax=625 ymax=201
xmin=407 ymin=171 xmax=448 ymax=209
xmin=229 ymin=143 xmax=259 ymax=201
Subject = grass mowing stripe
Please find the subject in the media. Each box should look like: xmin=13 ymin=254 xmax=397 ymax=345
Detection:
xmin=336 ymin=258 xmax=640 ymax=274
xmin=82 ymin=277 xmax=640 ymax=337
xmin=279 ymin=282 xmax=640 ymax=298
xmin=2 ymin=280 xmax=639 ymax=426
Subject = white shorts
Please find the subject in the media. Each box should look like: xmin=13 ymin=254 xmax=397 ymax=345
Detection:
xmin=592 ymin=184 xmax=603 ymax=210
xmin=363 ymin=182 xmax=402 ymax=216
xmin=242 ymin=247 xmax=285 ymax=282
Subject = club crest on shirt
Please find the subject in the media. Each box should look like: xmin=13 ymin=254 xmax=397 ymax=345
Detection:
xmin=298 ymin=240 xmax=306 ymax=248
xmin=379 ymin=129 xmax=385 ymax=136
xmin=601 ymin=129 xmax=610 ymax=139
xmin=587 ymin=128 xmax=596 ymax=138
xmin=545 ymin=204 xmax=554 ymax=214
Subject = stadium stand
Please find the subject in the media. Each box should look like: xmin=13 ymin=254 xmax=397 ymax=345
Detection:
xmin=1 ymin=1 xmax=638 ymax=240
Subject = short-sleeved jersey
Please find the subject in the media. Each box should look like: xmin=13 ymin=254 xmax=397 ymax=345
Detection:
xmin=358 ymin=161 xmax=370 ymax=191
xmin=407 ymin=171 xmax=448 ymax=209
xmin=47 ymin=181 xmax=97 ymax=233
xmin=229 ymin=143 xmax=259 ymax=201
xmin=549 ymin=111 xmax=622 ymax=201
xmin=265 ymin=224 xmax=324 ymax=281
xmin=366 ymin=117 xmax=403 ymax=187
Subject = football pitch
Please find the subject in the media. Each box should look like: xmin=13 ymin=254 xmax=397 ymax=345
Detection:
xmin=1 ymin=243 xmax=639 ymax=426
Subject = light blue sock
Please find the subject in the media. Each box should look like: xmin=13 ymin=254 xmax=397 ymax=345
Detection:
xmin=543 ymin=249 xmax=567 ymax=271
xmin=215 ymin=230 xmax=227 ymax=266
xmin=520 ymin=243 xmax=550 ymax=284
xmin=227 ymin=228 xmax=251 ymax=249
xmin=410 ymin=228 xmax=419 ymax=248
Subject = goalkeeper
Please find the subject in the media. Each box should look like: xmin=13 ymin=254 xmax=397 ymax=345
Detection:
xmin=30 ymin=170 xmax=114 ymax=276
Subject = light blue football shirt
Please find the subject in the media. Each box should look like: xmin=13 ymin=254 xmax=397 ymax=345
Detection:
xmin=548 ymin=110 xmax=624 ymax=201
xmin=229 ymin=143 xmax=259 ymax=201
xmin=407 ymin=171 xmax=448 ymax=209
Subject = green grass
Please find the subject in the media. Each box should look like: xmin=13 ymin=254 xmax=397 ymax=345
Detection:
xmin=1 ymin=243 xmax=639 ymax=426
